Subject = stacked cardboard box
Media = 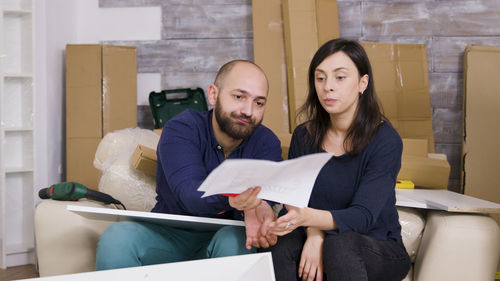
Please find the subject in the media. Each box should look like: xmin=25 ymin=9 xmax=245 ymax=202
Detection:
xmin=252 ymin=0 xmax=289 ymax=136
xmin=400 ymin=139 xmax=450 ymax=189
xmin=131 ymin=1 xmax=452 ymax=189
xmin=362 ymin=43 xmax=435 ymax=152
xmin=252 ymin=0 xmax=450 ymax=189
xmin=66 ymin=45 xmax=137 ymax=189
xmin=363 ymin=43 xmax=449 ymax=189
xmin=462 ymin=45 xmax=500 ymax=224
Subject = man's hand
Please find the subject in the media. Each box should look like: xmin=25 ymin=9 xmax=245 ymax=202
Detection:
xmin=228 ymin=186 xmax=262 ymax=211
xmin=243 ymin=201 xmax=277 ymax=249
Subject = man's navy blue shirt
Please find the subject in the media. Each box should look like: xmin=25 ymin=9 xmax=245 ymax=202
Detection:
xmin=151 ymin=109 xmax=282 ymax=220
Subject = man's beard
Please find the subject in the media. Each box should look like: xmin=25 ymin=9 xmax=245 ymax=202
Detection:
xmin=214 ymin=100 xmax=262 ymax=140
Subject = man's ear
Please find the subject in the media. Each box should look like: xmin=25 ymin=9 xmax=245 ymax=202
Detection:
xmin=207 ymin=84 xmax=218 ymax=107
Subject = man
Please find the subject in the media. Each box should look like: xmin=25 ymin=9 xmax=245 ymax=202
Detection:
xmin=95 ymin=60 xmax=281 ymax=269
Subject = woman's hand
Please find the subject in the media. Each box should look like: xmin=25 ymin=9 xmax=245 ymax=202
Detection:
xmin=269 ymin=205 xmax=307 ymax=235
xmin=270 ymin=205 xmax=336 ymax=235
xmin=228 ymin=186 xmax=262 ymax=211
xmin=299 ymin=228 xmax=325 ymax=281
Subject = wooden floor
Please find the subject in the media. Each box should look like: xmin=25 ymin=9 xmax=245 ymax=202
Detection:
xmin=0 ymin=264 xmax=38 ymax=281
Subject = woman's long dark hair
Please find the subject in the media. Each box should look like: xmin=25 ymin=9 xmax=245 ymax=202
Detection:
xmin=298 ymin=38 xmax=385 ymax=155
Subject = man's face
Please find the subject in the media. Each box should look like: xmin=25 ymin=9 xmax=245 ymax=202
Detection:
xmin=212 ymin=63 xmax=268 ymax=140
xmin=214 ymin=96 xmax=262 ymax=139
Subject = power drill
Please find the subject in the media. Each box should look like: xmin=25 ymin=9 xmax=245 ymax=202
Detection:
xmin=39 ymin=182 xmax=125 ymax=209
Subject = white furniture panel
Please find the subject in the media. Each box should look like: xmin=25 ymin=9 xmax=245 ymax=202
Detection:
xmin=3 ymin=77 xmax=33 ymax=129
xmin=0 ymin=0 xmax=35 ymax=268
xmin=26 ymin=252 xmax=276 ymax=281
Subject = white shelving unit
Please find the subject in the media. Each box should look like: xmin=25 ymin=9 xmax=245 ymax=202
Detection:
xmin=0 ymin=0 xmax=35 ymax=268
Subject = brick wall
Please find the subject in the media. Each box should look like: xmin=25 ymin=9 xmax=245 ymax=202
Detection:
xmin=100 ymin=0 xmax=500 ymax=193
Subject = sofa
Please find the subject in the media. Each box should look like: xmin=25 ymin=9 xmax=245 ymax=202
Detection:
xmin=34 ymin=128 xmax=500 ymax=280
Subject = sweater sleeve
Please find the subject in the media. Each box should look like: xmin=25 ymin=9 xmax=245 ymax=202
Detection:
xmin=157 ymin=117 xmax=231 ymax=217
xmin=329 ymin=131 xmax=402 ymax=234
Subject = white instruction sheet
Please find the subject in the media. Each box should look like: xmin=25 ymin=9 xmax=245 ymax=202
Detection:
xmin=198 ymin=152 xmax=332 ymax=207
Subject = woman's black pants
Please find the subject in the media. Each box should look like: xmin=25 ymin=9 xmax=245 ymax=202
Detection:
xmin=270 ymin=228 xmax=411 ymax=281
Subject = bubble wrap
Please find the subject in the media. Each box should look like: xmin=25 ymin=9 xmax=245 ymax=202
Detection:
xmin=397 ymin=206 xmax=426 ymax=262
xmin=93 ymin=128 xmax=160 ymax=211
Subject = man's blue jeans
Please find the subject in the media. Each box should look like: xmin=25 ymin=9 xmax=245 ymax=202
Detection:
xmin=95 ymin=221 xmax=254 ymax=270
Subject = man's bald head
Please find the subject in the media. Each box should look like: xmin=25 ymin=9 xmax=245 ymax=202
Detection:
xmin=214 ymin=60 xmax=269 ymax=93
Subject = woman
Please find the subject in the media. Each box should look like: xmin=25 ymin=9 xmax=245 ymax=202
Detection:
xmin=269 ymin=38 xmax=411 ymax=281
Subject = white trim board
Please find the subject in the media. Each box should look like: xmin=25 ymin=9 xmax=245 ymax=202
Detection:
xmin=67 ymin=205 xmax=244 ymax=231
xmin=396 ymin=189 xmax=500 ymax=214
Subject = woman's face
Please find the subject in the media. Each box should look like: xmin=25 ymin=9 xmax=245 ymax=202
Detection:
xmin=314 ymin=51 xmax=368 ymax=120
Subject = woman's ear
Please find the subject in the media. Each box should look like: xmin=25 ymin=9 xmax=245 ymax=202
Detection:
xmin=207 ymin=84 xmax=218 ymax=107
xmin=359 ymin=74 xmax=369 ymax=94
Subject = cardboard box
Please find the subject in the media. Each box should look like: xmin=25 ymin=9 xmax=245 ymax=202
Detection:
xmin=252 ymin=0 xmax=290 ymax=135
xmin=402 ymin=138 xmax=428 ymax=157
xmin=399 ymin=154 xmax=450 ymax=189
xmin=315 ymin=0 xmax=339 ymax=46
xmin=66 ymin=44 xmax=138 ymax=189
xmin=254 ymin=0 xmax=339 ymax=134
xmin=66 ymin=138 xmax=101 ymax=189
xmin=399 ymin=138 xmax=450 ymax=189
xmin=66 ymin=45 xmax=103 ymax=138
xmin=282 ymin=0 xmax=318 ymax=130
xmin=102 ymin=46 xmax=138 ymax=134
xmin=462 ymin=45 xmax=500 ymax=224
xmin=282 ymin=0 xmax=339 ymax=131
xmin=276 ymin=133 xmax=293 ymax=160
xmin=362 ymin=43 xmax=435 ymax=152
xmin=131 ymin=144 xmax=157 ymax=176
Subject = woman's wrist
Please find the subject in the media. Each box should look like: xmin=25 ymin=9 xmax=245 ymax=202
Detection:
xmin=302 ymin=208 xmax=336 ymax=231
xmin=306 ymin=226 xmax=325 ymax=238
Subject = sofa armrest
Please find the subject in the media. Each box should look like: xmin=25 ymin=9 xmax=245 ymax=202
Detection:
xmin=34 ymin=199 xmax=117 ymax=277
xmin=414 ymin=211 xmax=500 ymax=281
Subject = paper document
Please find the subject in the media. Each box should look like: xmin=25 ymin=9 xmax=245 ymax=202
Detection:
xmin=198 ymin=152 xmax=332 ymax=207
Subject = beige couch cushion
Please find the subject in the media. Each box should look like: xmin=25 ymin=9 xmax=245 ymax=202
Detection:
xmin=34 ymin=200 xmax=115 ymax=277
xmin=413 ymin=211 xmax=500 ymax=281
